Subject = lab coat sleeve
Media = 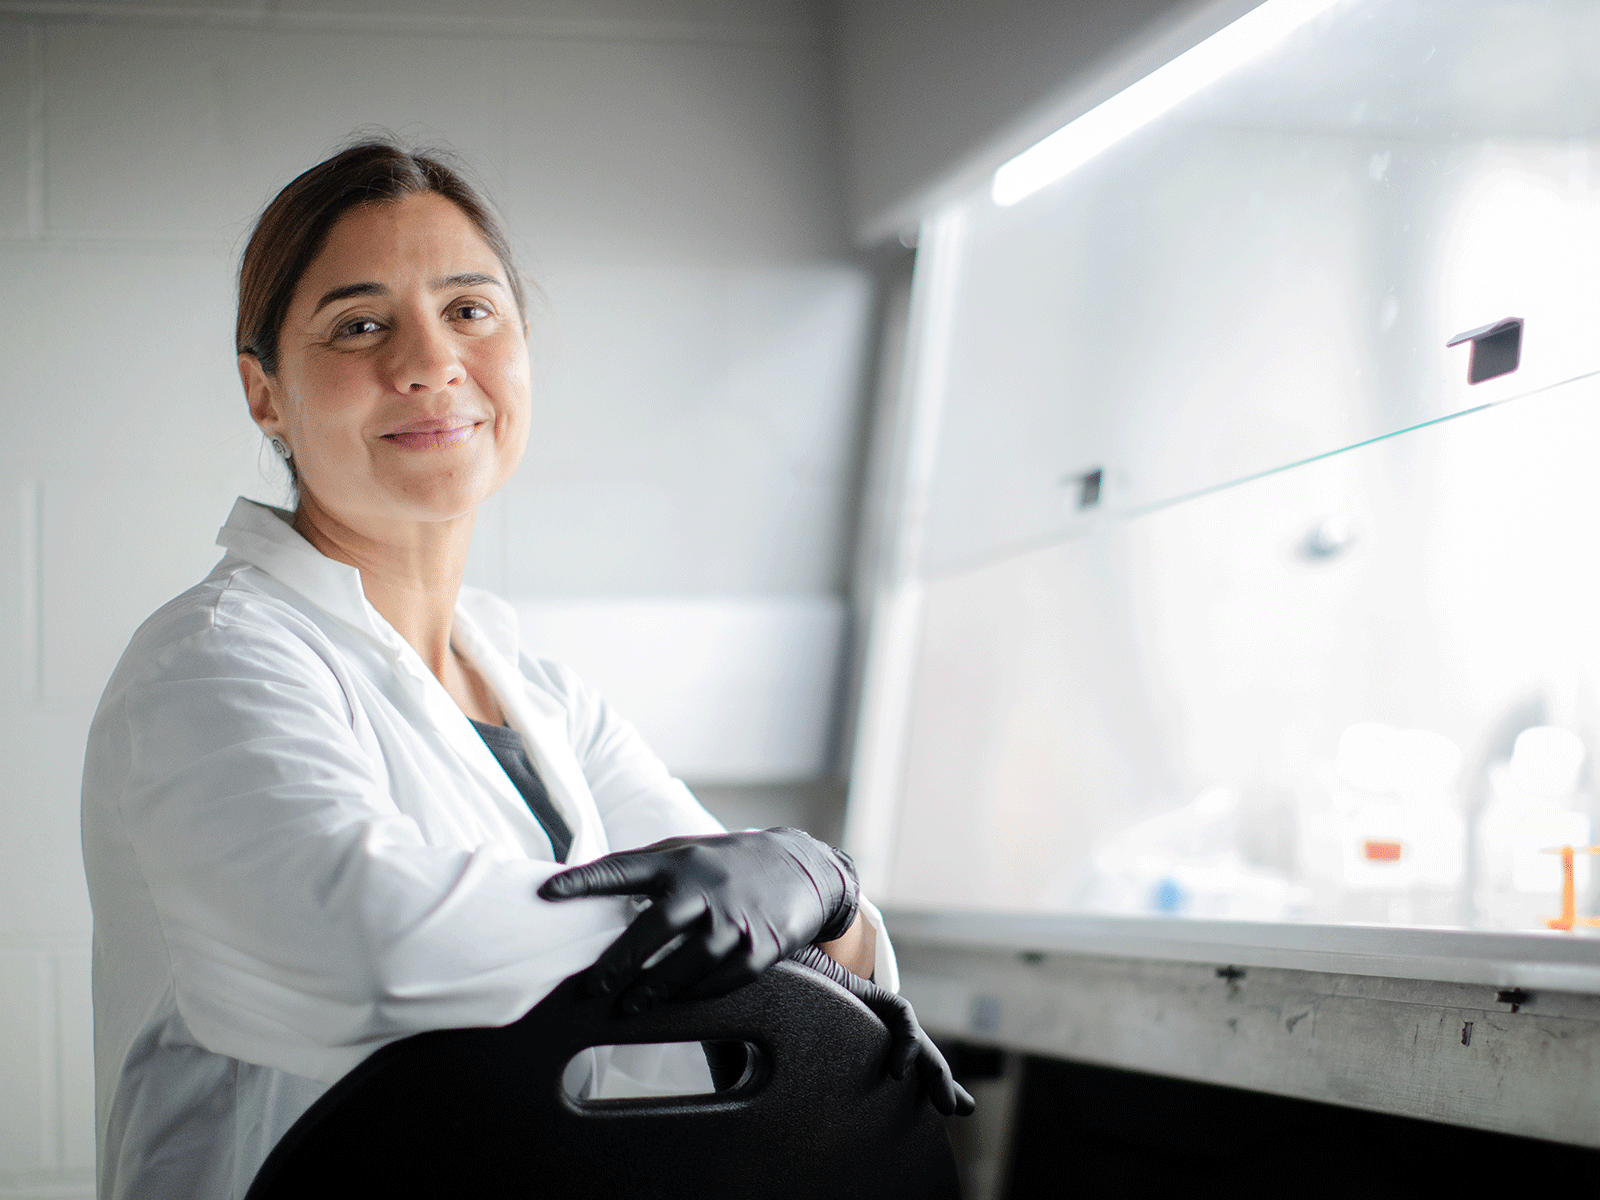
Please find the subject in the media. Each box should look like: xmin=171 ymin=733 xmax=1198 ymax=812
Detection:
xmin=100 ymin=617 xmax=633 ymax=1085
xmin=524 ymin=657 xmax=900 ymax=990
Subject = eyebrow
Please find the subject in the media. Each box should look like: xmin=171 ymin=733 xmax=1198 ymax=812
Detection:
xmin=313 ymin=281 xmax=385 ymax=314
xmin=311 ymin=273 xmax=505 ymax=316
xmin=436 ymin=272 xmax=503 ymax=292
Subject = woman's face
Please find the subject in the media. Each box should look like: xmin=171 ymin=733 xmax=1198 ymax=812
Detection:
xmin=242 ymin=191 xmax=530 ymax=536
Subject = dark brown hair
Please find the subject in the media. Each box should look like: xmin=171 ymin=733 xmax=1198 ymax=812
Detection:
xmin=236 ymin=140 xmax=525 ymax=376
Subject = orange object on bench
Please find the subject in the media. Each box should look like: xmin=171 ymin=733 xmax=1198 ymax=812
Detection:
xmin=1543 ymin=845 xmax=1600 ymax=931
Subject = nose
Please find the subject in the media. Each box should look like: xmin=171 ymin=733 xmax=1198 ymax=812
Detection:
xmin=388 ymin=315 xmax=465 ymax=394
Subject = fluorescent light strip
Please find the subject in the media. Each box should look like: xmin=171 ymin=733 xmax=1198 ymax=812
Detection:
xmin=991 ymin=0 xmax=1343 ymax=207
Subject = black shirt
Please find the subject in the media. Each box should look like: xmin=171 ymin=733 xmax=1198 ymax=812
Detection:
xmin=469 ymin=719 xmax=574 ymax=863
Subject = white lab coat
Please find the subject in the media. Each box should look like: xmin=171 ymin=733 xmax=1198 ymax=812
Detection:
xmin=81 ymin=498 xmax=896 ymax=1200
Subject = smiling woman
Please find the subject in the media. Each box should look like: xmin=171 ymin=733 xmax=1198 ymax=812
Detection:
xmin=79 ymin=139 xmax=963 ymax=1200
xmin=237 ymin=169 xmax=534 ymax=722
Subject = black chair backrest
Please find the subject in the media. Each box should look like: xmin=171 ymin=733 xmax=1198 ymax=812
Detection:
xmin=245 ymin=961 xmax=961 ymax=1199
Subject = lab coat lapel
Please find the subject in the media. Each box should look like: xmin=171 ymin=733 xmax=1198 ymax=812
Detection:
xmin=217 ymin=499 xmax=585 ymax=861
xmin=417 ymin=667 xmax=570 ymax=861
xmin=215 ymin=500 xmax=385 ymax=645
xmin=450 ymin=605 xmax=610 ymax=865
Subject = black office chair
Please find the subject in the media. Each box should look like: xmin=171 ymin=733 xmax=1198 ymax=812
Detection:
xmin=245 ymin=960 xmax=961 ymax=1199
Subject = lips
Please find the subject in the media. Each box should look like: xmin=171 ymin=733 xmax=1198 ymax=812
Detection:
xmin=381 ymin=417 xmax=483 ymax=452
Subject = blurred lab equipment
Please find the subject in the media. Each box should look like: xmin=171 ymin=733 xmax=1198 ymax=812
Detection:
xmin=1476 ymin=726 xmax=1593 ymax=931
xmin=1078 ymin=786 xmax=1308 ymax=921
xmin=1544 ymin=844 xmax=1600 ymax=932
xmin=1301 ymin=724 xmax=1466 ymax=925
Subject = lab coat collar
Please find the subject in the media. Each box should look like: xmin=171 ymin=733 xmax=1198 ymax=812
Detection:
xmin=215 ymin=497 xmax=610 ymax=864
xmin=215 ymin=498 xmax=391 ymax=648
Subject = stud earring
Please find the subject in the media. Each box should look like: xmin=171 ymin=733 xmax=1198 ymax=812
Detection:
xmin=269 ymin=436 xmax=292 ymax=462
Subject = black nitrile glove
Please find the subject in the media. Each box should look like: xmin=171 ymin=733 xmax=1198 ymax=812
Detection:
xmin=538 ymin=828 xmax=860 ymax=1015
xmin=790 ymin=943 xmax=976 ymax=1117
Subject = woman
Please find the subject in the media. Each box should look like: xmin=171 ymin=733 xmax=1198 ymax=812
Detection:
xmin=81 ymin=141 xmax=969 ymax=1200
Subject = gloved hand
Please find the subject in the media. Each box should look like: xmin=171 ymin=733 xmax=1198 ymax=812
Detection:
xmin=538 ymin=828 xmax=860 ymax=1015
xmin=790 ymin=943 xmax=976 ymax=1117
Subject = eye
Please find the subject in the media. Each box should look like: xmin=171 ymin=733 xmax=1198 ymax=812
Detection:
xmin=333 ymin=316 xmax=383 ymax=340
xmin=450 ymin=301 xmax=493 ymax=322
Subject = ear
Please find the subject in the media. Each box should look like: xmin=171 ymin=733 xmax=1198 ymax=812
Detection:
xmin=239 ymin=353 xmax=287 ymax=440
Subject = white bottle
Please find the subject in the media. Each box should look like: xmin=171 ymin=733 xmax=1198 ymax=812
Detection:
xmin=1304 ymin=723 xmax=1466 ymax=925
xmin=1475 ymin=726 xmax=1592 ymax=931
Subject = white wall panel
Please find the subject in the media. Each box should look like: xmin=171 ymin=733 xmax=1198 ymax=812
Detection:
xmin=509 ymin=264 xmax=870 ymax=595
xmin=44 ymin=25 xmax=508 ymax=242
xmin=38 ymin=475 xmax=264 ymax=700
xmin=0 ymin=946 xmax=92 ymax=1193
xmin=1 ymin=481 xmax=29 ymax=702
xmin=78 ymin=0 xmax=267 ymax=10
xmin=517 ymin=597 xmax=845 ymax=782
xmin=503 ymin=37 xmax=842 ymax=263
xmin=0 ymin=24 xmax=33 ymax=237
xmin=0 ymin=478 xmax=94 ymax=942
xmin=0 ymin=708 xmax=95 ymax=935
xmin=54 ymin=954 xmax=93 ymax=1175
xmin=273 ymin=0 xmax=818 ymax=27
xmin=0 ymin=245 xmax=260 ymax=477
xmin=0 ymin=952 xmax=45 ymax=1176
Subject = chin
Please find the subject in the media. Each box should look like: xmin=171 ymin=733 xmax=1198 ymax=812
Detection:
xmin=389 ymin=477 xmax=497 ymax=525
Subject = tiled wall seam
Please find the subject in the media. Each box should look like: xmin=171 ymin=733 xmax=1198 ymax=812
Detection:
xmin=0 ymin=4 xmax=821 ymax=48
xmin=0 ymin=945 xmax=91 ymax=1192
xmin=17 ymin=480 xmax=40 ymax=700
xmin=0 ymin=231 xmax=232 ymax=248
xmin=24 ymin=22 xmax=41 ymax=237
xmin=0 ymin=936 xmax=87 ymax=953
xmin=35 ymin=956 xmax=57 ymax=1173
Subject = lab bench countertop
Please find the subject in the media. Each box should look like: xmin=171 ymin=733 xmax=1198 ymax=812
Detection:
xmin=887 ymin=908 xmax=1600 ymax=1147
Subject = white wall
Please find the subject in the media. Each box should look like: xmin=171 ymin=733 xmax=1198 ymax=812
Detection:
xmin=0 ymin=1 xmax=866 ymax=1190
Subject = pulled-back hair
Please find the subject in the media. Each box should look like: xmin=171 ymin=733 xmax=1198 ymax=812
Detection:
xmin=236 ymin=140 xmax=524 ymax=376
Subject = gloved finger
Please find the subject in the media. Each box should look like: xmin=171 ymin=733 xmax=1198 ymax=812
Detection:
xmin=854 ymin=991 xmax=921 ymax=1079
xmin=616 ymin=909 xmax=743 ymax=1013
xmin=538 ymin=850 xmax=668 ymax=901
xmin=586 ymin=891 xmax=709 ymax=996
xmin=952 ymin=1081 xmax=977 ymax=1117
xmin=682 ymin=923 xmax=784 ymax=1000
xmin=909 ymin=1034 xmax=973 ymax=1116
xmin=921 ymin=1059 xmax=977 ymax=1118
